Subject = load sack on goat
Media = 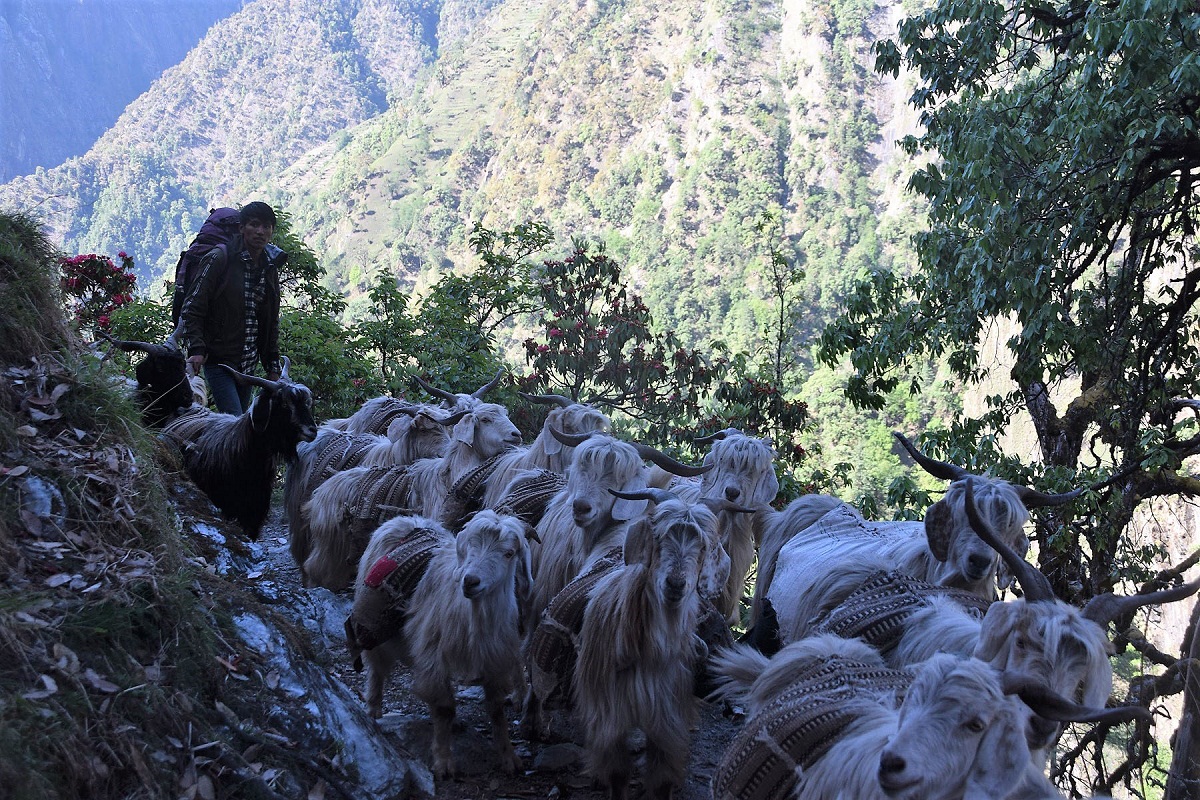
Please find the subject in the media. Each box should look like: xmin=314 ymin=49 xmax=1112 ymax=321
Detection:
xmin=171 ymin=207 xmax=241 ymax=325
xmin=344 ymin=525 xmax=444 ymax=665
xmin=713 ymin=655 xmax=911 ymax=800
xmin=810 ymin=569 xmax=992 ymax=654
xmin=528 ymin=546 xmax=624 ymax=706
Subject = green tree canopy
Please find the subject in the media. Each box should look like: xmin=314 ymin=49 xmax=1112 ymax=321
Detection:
xmin=820 ymin=1 xmax=1199 ymax=794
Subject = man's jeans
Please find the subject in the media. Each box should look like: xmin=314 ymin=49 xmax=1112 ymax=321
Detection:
xmin=204 ymin=363 xmax=252 ymax=415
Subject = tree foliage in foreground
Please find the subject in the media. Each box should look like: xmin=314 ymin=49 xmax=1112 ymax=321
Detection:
xmin=821 ymin=1 xmax=1199 ymax=795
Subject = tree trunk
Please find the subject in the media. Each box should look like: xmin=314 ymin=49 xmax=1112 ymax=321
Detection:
xmin=1165 ymin=598 xmax=1200 ymax=800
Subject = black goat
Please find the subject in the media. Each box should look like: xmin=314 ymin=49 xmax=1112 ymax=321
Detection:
xmin=103 ymin=333 xmax=197 ymax=427
xmin=163 ymin=358 xmax=318 ymax=539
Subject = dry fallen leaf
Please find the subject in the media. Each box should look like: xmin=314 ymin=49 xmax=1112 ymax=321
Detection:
xmin=16 ymin=425 xmax=37 ymax=437
xmin=83 ymin=668 xmax=120 ymax=693
xmin=45 ymin=573 xmax=75 ymax=588
xmin=3 ymin=465 xmax=30 ymax=477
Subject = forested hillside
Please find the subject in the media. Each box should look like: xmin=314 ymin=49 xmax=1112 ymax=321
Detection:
xmin=0 ymin=0 xmax=934 ymax=495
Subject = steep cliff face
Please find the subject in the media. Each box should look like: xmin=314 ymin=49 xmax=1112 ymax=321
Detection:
xmin=0 ymin=0 xmax=243 ymax=182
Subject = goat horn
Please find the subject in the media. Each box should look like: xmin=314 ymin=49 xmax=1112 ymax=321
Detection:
xmin=694 ymin=428 xmax=742 ymax=446
xmin=216 ymin=364 xmax=279 ymax=391
xmin=1012 ymin=484 xmax=1088 ymax=508
xmin=430 ymin=409 xmax=469 ymax=426
xmin=412 ymin=374 xmax=458 ymax=402
xmin=699 ymin=497 xmax=758 ymax=515
xmin=963 ymin=478 xmax=1057 ymax=603
xmin=279 ymin=355 xmax=292 ymax=381
xmin=893 ymin=431 xmax=971 ymax=481
xmin=1000 ymin=672 xmax=1152 ymax=724
xmin=519 ymin=391 xmax=574 ymax=408
xmin=471 ymin=370 xmax=505 ymax=398
xmin=631 ymin=441 xmax=712 ymax=477
xmin=1081 ymin=576 xmax=1200 ymax=628
xmin=99 ymin=331 xmax=180 ymax=359
xmin=549 ymin=425 xmax=597 ymax=448
xmin=610 ymin=487 xmax=675 ymax=505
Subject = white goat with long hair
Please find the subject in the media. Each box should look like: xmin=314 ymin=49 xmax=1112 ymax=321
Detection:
xmin=710 ymin=635 xmax=1147 ymax=800
xmin=300 ymin=401 xmax=521 ymax=590
xmin=662 ymin=428 xmax=780 ymax=625
xmin=322 ymin=395 xmax=422 ymax=435
xmin=756 ymin=432 xmax=1088 ymax=644
xmin=871 ymin=478 xmax=1200 ymax=761
xmin=527 ymin=428 xmax=710 ymax=631
xmin=345 ymin=511 xmax=532 ymax=780
xmin=573 ymin=492 xmax=713 ymax=800
xmin=284 ymin=410 xmax=451 ymax=586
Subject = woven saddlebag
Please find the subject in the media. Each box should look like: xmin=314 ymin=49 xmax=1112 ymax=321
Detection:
xmin=713 ymin=657 xmax=911 ymax=800
xmin=527 ymin=546 xmax=624 ymax=705
xmin=811 ymin=569 xmax=992 ymax=654
xmin=344 ymin=526 xmax=444 ymax=666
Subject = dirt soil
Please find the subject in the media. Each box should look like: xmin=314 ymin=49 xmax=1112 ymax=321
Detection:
xmin=248 ymin=508 xmax=743 ymax=800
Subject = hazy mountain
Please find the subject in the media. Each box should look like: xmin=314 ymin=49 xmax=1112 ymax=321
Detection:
xmin=0 ymin=0 xmax=244 ymax=182
xmin=0 ymin=0 xmax=921 ymax=356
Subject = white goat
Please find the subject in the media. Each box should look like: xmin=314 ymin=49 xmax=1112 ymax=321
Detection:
xmin=284 ymin=411 xmax=450 ymax=586
xmin=660 ymin=428 xmax=779 ymax=625
xmin=346 ymin=511 xmax=532 ymax=779
xmin=710 ymin=635 xmax=1147 ymax=800
xmin=758 ymin=432 xmax=1086 ymax=644
xmin=527 ymin=428 xmax=710 ymax=632
xmin=476 ymin=392 xmax=611 ymax=511
xmin=300 ymin=402 xmax=521 ymax=590
xmin=573 ymin=494 xmax=713 ymax=800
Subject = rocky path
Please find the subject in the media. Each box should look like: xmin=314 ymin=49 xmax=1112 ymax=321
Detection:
xmin=198 ymin=501 xmax=742 ymax=800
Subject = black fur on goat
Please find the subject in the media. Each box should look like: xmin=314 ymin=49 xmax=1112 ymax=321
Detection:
xmin=102 ymin=333 xmax=195 ymax=427
xmin=167 ymin=359 xmax=318 ymax=538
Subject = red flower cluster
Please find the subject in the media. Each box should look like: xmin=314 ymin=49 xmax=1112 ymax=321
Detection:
xmin=60 ymin=251 xmax=138 ymax=332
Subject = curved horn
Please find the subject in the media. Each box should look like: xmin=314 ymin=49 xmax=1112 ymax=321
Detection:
xmin=519 ymin=391 xmax=574 ymax=408
xmin=471 ymin=370 xmax=505 ymax=399
xmin=631 ymin=441 xmax=712 ymax=477
xmin=99 ymin=331 xmax=179 ymax=359
xmin=1013 ymin=484 xmax=1088 ymax=508
xmin=1082 ymin=576 xmax=1200 ymax=628
xmin=216 ymin=364 xmax=279 ymax=391
xmin=428 ymin=409 xmax=468 ymax=427
xmin=412 ymin=374 xmax=458 ymax=403
xmin=694 ymin=428 xmax=742 ymax=446
xmin=963 ymin=478 xmax=1057 ymax=603
xmin=278 ymin=355 xmax=292 ymax=381
xmin=610 ymin=487 xmax=674 ymax=505
xmin=699 ymin=497 xmax=758 ymax=515
xmin=893 ymin=431 xmax=971 ymax=481
xmin=549 ymin=425 xmax=597 ymax=448
xmin=1000 ymin=672 xmax=1152 ymax=724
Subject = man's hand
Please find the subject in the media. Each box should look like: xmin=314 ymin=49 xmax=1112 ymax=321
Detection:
xmin=187 ymin=354 xmax=206 ymax=374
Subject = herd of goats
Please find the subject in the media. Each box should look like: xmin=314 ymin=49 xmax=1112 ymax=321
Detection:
xmin=104 ymin=334 xmax=1200 ymax=800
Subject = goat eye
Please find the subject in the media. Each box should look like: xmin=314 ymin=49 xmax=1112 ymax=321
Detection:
xmin=964 ymin=717 xmax=985 ymax=733
xmin=504 ymin=550 xmax=515 ymax=559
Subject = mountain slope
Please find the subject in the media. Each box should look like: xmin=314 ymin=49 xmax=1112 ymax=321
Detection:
xmin=0 ymin=0 xmax=920 ymax=357
xmin=0 ymin=0 xmax=243 ymax=182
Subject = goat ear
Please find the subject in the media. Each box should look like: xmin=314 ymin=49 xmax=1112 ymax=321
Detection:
xmin=249 ymin=392 xmax=273 ymax=433
xmin=611 ymin=492 xmax=649 ymax=522
xmin=542 ymin=424 xmax=563 ymax=456
xmin=973 ymin=602 xmax=1023 ymax=665
xmin=623 ymin=518 xmax=655 ymax=567
xmin=452 ymin=415 xmax=476 ymax=445
xmin=924 ymin=499 xmax=954 ymax=562
xmin=755 ymin=470 xmax=781 ymax=506
xmin=515 ymin=536 xmax=533 ymax=633
xmin=961 ymin=703 xmax=1030 ymax=800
